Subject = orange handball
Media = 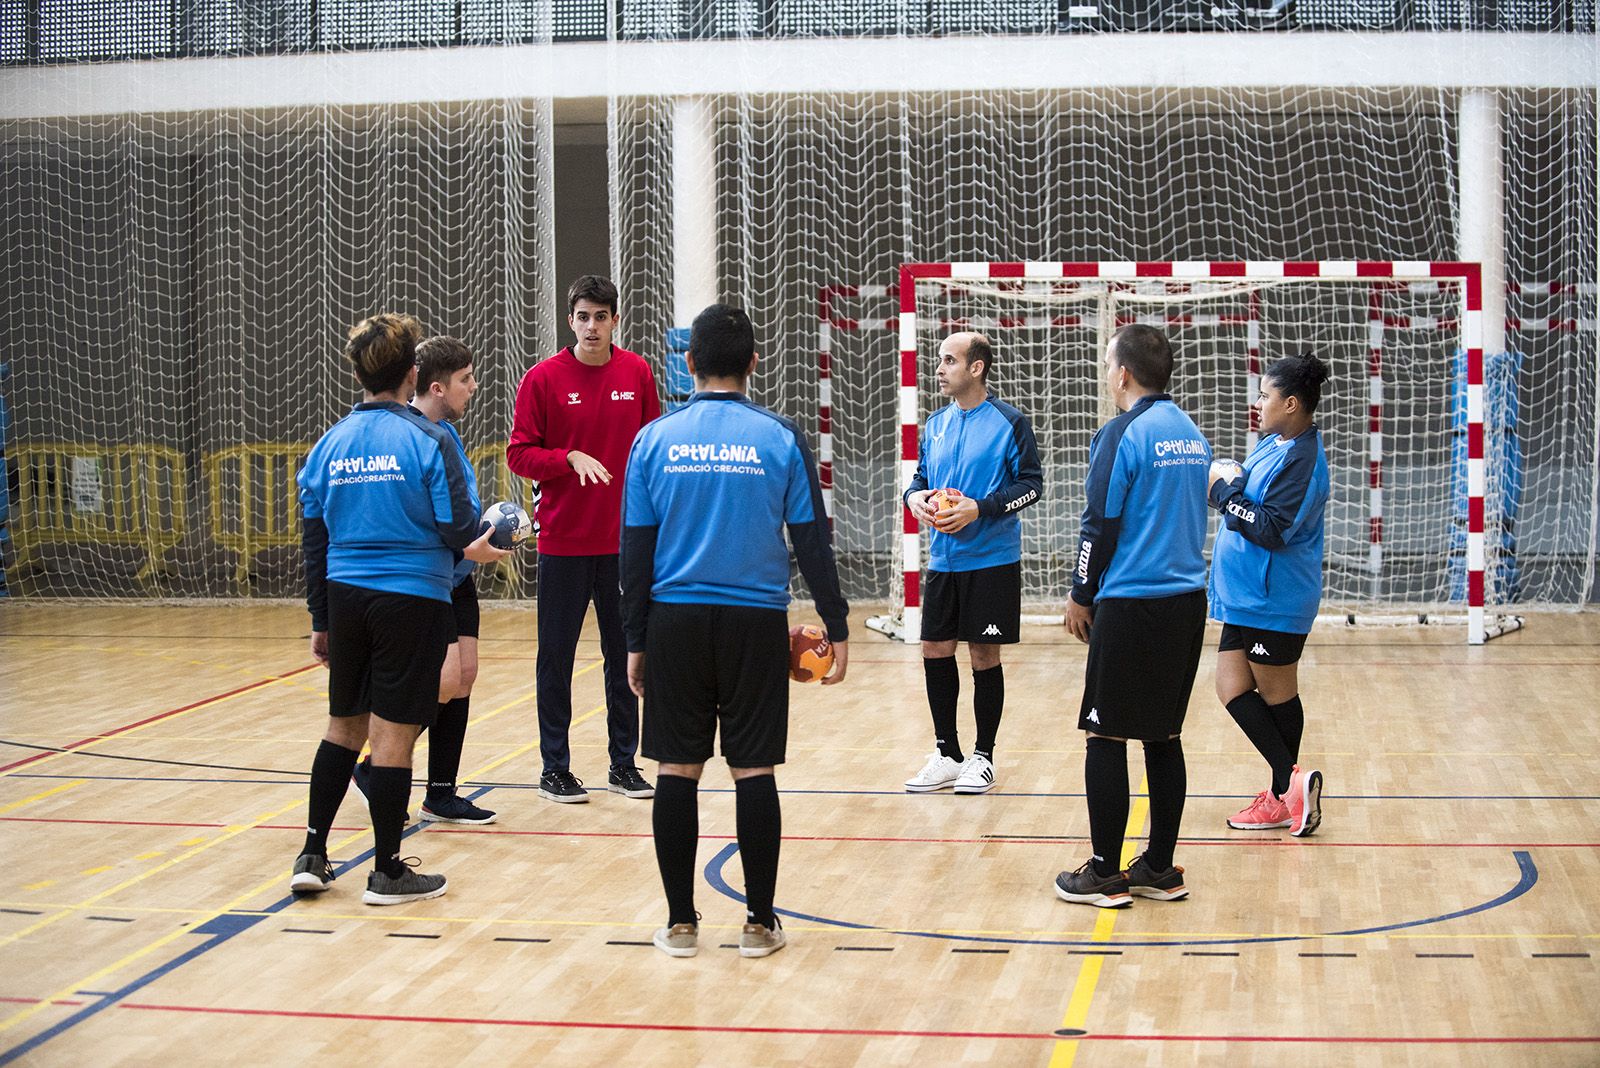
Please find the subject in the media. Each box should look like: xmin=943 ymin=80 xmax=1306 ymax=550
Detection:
xmin=929 ymin=486 xmax=964 ymax=514
xmin=788 ymin=624 xmax=835 ymax=683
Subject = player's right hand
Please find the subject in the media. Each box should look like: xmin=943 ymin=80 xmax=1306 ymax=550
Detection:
xmin=821 ymin=641 xmax=849 ymax=686
xmin=310 ymin=630 xmax=330 ymax=667
xmin=464 ymin=526 xmax=514 ymax=564
xmin=568 ymin=450 xmax=612 ymax=486
xmin=906 ymin=490 xmax=936 ymax=526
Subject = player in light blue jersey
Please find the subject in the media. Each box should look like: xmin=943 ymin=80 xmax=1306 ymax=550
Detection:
xmin=622 ymin=303 xmax=849 ymax=960
xmin=289 ymin=314 xmax=507 ymax=907
xmin=1209 ymin=352 xmax=1332 ymax=839
xmin=1056 ymin=324 xmax=1210 ymax=910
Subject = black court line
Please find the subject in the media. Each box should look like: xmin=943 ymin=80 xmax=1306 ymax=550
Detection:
xmin=1300 ymin=952 xmax=1359 ymax=958
xmin=1070 ymin=949 xmax=1122 ymax=956
xmin=491 ymin=937 xmax=550 ymax=944
xmin=719 ymin=943 xmax=739 ymax=949
xmin=1184 ymin=951 xmax=1241 ymax=957
xmin=952 ymin=948 xmax=1010 ymax=954
xmin=1416 ymin=953 xmax=1475 ymax=958
xmin=605 ymin=940 xmax=653 ymax=947
xmin=1532 ymin=953 xmax=1592 ymax=959
xmin=386 ymin=933 xmax=441 ymax=940
xmin=85 ymin=916 xmax=134 ymax=924
xmin=0 ymin=909 xmax=42 ymax=916
xmin=282 ymin=929 xmax=334 ymax=935
xmin=835 ymin=946 xmax=894 ymax=952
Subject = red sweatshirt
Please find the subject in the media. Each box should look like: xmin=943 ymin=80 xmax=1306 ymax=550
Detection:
xmin=507 ymin=346 xmax=661 ymax=556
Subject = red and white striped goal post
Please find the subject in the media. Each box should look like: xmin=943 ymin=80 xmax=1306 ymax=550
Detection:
xmin=881 ymin=260 xmax=1505 ymax=646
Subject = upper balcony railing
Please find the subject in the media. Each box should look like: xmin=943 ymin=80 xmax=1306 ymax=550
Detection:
xmin=2 ymin=0 xmax=1593 ymax=68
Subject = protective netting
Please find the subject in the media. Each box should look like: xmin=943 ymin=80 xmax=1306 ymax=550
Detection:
xmin=2 ymin=93 xmax=555 ymax=597
xmin=609 ymin=88 xmax=1597 ymax=611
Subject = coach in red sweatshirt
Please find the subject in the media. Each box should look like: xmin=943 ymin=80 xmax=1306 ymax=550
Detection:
xmin=508 ymin=275 xmax=662 ymax=804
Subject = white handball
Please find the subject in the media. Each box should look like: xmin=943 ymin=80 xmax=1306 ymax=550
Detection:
xmin=1209 ymin=459 xmax=1244 ymax=484
xmin=481 ymin=501 xmax=534 ymax=549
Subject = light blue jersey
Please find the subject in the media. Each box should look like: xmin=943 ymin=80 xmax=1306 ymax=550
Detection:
xmin=439 ymin=419 xmax=481 ymax=588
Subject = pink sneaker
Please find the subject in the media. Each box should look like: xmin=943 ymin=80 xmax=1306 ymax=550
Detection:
xmin=1227 ymin=789 xmax=1292 ymax=830
xmin=1286 ymin=765 xmax=1323 ymax=837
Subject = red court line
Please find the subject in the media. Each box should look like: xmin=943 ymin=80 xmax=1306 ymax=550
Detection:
xmin=5 ymin=817 xmax=1599 ymax=850
xmin=114 ymin=1003 xmax=1600 ymax=1045
xmin=0 ymin=997 xmax=85 ymax=1007
xmin=0 ymin=665 xmax=318 ymax=774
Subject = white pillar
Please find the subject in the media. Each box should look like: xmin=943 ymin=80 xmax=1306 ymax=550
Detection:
xmin=1459 ymin=89 xmax=1507 ymax=355
xmin=672 ymin=96 xmax=718 ymax=327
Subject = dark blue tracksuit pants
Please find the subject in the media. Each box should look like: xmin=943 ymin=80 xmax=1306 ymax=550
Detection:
xmin=536 ymin=552 xmax=639 ymax=773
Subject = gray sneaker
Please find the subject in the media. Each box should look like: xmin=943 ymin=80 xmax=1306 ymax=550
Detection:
xmin=289 ymin=853 xmax=336 ymax=894
xmin=362 ymin=858 xmax=447 ymax=906
xmin=740 ymin=918 xmax=786 ymax=958
xmin=652 ymin=921 xmax=699 ymax=958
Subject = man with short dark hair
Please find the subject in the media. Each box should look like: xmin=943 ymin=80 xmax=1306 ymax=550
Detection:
xmin=1054 ymin=323 xmax=1210 ymax=908
xmin=508 ymin=276 xmax=661 ymax=803
xmin=622 ymin=303 xmax=849 ymax=960
xmin=901 ymin=331 xmax=1043 ymax=796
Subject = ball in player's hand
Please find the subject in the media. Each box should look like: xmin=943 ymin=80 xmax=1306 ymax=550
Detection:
xmin=788 ymin=624 xmax=835 ymax=683
xmin=481 ymin=501 xmax=533 ymax=549
xmin=929 ymin=487 xmax=964 ymax=513
xmin=1209 ymin=459 xmax=1244 ymax=485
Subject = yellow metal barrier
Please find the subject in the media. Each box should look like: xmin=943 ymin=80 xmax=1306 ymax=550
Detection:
xmin=202 ymin=444 xmax=310 ymax=590
xmin=11 ymin=443 xmax=187 ymax=585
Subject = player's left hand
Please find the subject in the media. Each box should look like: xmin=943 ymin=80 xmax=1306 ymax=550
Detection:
xmin=933 ymin=495 xmax=980 ymax=533
xmin=821 ymin=640 xmax=849 ymax=686
xmin=463 ymin=526 xmax=514 ymax=564
xmin=627 ymin=651 xmax=646 ymax=698
xmin=310 ymin=630 xmax=330 ymax=667
xmin=1064 ymin=599 xmax=1093 ymax=644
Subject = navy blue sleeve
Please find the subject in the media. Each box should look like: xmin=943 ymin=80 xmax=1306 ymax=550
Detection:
xmin=301 ymin=516 xmax=329 ymax=631
xmin=1209 ymin=439 xmax=1317 ymax=551
xmin=976 ymin=408 xmax=1043 ymax=518
xmin=1070 ymin=421 xmax=1126 ymax=607
xmin=620 ymin=525 xmax=658 ymax=653
xmin=785 ymin=426 xmax=850 ymax=642
xmin=902 ymin=428 xmax=930 ymax=506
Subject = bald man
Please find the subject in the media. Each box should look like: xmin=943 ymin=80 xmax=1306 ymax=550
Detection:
xmin=901 ymin=332 xmax=1044 ymax=795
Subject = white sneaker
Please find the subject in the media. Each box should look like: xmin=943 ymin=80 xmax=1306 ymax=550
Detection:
xmin=952 ymin=754 xmax=997 ymax=794
xmin=904 ymin=752 xmax=963 ymax=793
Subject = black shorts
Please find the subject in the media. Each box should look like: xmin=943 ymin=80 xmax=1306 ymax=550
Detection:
xmin=450 ymin=573 xmax=480 ymax=640
xmin=921 ymin=561 xmax=1022 ymax=645
xmin=642 ymin=602 xmax=790 ymax=768
xmin=1078 ymin=590 xmax=1207 ymax=741
xmin=1218 ymin=622 xmax=1307 ymax=666
xmin=327 ymin=580 xmax=453 ymax=726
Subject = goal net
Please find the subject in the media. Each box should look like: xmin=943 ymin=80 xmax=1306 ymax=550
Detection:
xmin=834 ymin=261 xmax=1551 ymax=646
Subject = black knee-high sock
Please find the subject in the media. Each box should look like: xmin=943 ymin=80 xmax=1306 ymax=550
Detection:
xmin=1084 ymin=736 xmax=1129 ymax=878
xmin=367 ymin=765 xmax=413 ymax=877
xmin=653 ymin=774 xmax=700 ymax=926
xmin=972 ymin=664 xmax=1004 ymax=759
xmin=1226 ymin=691 xmax=1294 ymax=797
xmin=427 ymin=696 xmax=470 ymax=799
xmin=735 ymin=774 xmax=782 ymax=928
xmin=1269 ymin=695 xmax=1305 ymax=768
xmin=303 ymin=739 xmax=360 ymax=857
xmin=924 ymin=656 xmax=963 ymax=762
xmin=1142 ymin=737 xmax=1187 ymax=872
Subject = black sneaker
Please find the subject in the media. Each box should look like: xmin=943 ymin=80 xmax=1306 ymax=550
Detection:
xmin=608 ymin=764 xmax=655 ymax=799
xmin=362 ymin=857 xmax=447 ymax=905
xmin=289 ymin=853 xmax=336 ymax=894
xmin=1124 ymin=854 xmax=1189 ymax=901
xmin=351 ymin=758 xmax=410 ymax=821
xmin=538 ymin=769 xmax=589 ymax=804
xmin=1053 ymin=859 xmax=1132 ymax=908
xmin=421 ymin=793 xmax=498 ymax=825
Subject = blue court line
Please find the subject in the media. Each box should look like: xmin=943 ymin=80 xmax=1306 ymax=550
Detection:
xmin=7 ymin=773 xmax=1599 ymax=802
xmin=0 ymin=786 xmax=495 ymax=1066
xmin=703 ymin=843 xmax=1539 ymax=949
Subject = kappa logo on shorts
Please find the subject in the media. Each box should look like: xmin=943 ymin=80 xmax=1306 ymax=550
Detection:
xmin=982 ymin=624 xmax=1001 ymax=637
xmin=1251 ymin=642 xmax=1269 ymax=657
xmin=567 ymin=392 xmax=582 ymax=404
xmin=1087 ymin=707 xmax=1101 ymax=725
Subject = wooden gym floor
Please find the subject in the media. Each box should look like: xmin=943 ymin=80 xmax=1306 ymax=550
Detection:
xmin=0 ymin=601 xmax=1597 ymax=1066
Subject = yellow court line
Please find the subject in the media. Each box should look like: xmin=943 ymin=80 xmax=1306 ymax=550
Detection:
xmin=0 ymin=780 xmax=86 ymax=816
xmin=0 ymin=676 xmax=572 ymax=1038
xmin=1048 ymin=773 xmax=1151 ymax=1068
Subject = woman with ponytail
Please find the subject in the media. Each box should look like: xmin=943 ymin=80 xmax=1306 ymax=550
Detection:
xmin=1207 ymin=352 xmax=1332 ymax=838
